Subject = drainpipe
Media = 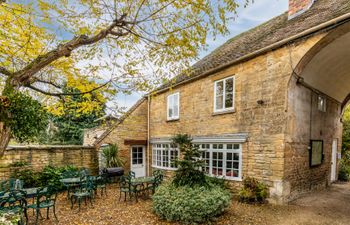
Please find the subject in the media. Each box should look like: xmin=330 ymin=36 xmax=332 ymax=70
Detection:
xmin=147 ymin=95 xmax=150 ymax=176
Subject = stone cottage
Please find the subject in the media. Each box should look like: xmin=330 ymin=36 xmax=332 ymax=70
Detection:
xmin=96 ymin=0 xmax=350 ymax=204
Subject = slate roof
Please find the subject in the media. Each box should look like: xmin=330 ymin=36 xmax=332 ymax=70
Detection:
xmin=157 ymin=0 xmax=350 ymax=91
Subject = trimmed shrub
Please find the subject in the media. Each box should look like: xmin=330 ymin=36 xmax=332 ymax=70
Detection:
xmin=238 ymin=177 xmax=268 ymax=203
xmin=152 ymin=182 xmax=231 ymax=224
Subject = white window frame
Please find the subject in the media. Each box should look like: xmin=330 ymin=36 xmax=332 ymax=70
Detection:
xmin=318 ymin=95 xmax=326 ymax=112
xmin=214 ymin=76 xmax=235 ymax=113
xmin=198 ymin=143 xmax=242 ymax=181
xmin=167 ymin=92 xmax=180 ymax=120
xmin=152 ymin=144 xmax=179 ymax=170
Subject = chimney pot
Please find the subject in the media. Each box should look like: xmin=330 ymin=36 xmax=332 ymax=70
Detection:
xmin=288 ymin=0 xmax=315 ymax=20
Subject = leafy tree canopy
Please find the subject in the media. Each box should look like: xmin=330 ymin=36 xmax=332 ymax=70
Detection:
xmin=0 ymin=0 xmax=245 ymax=155
xmin=39 ymin=85 xmax=106 ymax=145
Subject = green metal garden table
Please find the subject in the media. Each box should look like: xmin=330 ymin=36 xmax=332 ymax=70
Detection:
xmin=130 ymin=176 xmax=155 ymax=185
xmin=0 ymin=187 xmax=47 ymax=200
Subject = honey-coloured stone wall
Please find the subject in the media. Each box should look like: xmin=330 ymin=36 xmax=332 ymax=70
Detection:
xmin=0 ymin=145 xmax=98 ymax=179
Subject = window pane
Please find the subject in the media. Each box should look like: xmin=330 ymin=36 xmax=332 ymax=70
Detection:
xmin=225 ymin=78 xmax=233 ymax=108
xmin=216 ymin=81 xmax=224 ymax=96
xmin=174 ymin=104 xmax=179 ymax=117
xmin=225 ymin=78 xmax=233 ymax=94
xmin=233 ymin=153 xmax=239 ymax=160
xmin=216 ymin=96 xmax=223 ymax=110
xmin=168 ymin=108 xmax=173 ymax=118
xmin=225 ymin=93 xmax=233 ymax=108
xmin=168 ymin=95 xmax=174 ymax=118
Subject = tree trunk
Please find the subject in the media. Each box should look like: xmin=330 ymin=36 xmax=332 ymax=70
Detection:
xmin=0 ymin=122 xmax=11 ymax=158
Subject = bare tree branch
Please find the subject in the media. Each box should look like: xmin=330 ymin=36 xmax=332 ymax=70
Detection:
xmin=32 ymin=77 xmax=63 ymax=89
xmin=0 ymin=67 xmax=12 ymax=76
xmin=12 ymin=15 xmax=130 ymax=86
xmin=25 ymin=80 xmax=112 ymax=97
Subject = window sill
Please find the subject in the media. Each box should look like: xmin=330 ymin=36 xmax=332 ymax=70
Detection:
xmin=152 ymin=165 xmax=178 ymax=171
xmin=212 ymin=109 xmax=235 ymax=116
xmin=166 ymin=118 xmax=179 ymax=122
xmin=207 ymin=174 xmax=242 ymax=181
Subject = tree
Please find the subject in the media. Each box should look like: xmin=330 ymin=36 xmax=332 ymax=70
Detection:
xmin=171 ymin=134 xmax=207 ymax=187
xmin=342 ymin=106 xmax=350 ymax=162
xmin=40 ymin=85 xmax=106 ymax=145
xmin=0 ymin=0 xmax=243 ymax=156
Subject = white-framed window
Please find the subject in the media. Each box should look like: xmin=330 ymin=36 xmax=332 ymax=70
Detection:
xmin=152 ymin=144 xmax=179 ymax=170
xmin=214 ymin=76 xmax=235 ymax=112
xmin=167 ymin=92 xmax=180 ymax=120
xmin=318 ymin=95 xmax=326 ymax=112
xmin=197 ymin=143 xmax=242 ymax=181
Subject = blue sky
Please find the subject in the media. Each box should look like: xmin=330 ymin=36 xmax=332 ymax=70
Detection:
xmin=115 ymin=0 xmax=289 ymax=111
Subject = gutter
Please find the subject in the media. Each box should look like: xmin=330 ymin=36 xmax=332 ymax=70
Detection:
xmin=149 ymin=12 xmax=350 ymax=96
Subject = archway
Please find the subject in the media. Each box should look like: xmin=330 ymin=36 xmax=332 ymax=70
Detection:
xmin=284 ymin=21 xmax=350 ymax=200
xmin=294 ymin=21 xmax=350 ymax=111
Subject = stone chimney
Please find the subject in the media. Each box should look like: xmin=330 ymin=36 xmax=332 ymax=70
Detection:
xmin=288 ymin=0 xmax=315 ymax=20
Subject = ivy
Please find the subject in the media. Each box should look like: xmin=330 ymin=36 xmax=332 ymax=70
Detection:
xmin=1 ymin=91 xmax=48 ymax=143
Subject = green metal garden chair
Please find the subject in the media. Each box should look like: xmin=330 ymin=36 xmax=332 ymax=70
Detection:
xmin=70 ymin=176 xmax=94 ymax=211
xmin=145 ymin=171 xmax=164 ymax=194
xmin=27 ymin=186 xmax=58 ymax=225
xmin=0 ymin=190 xmax=28 ymax=225
xmin=95 ymin=174 xmax=108 ymax=196
xmin=128 ymin=171 xmax=136 ymax=178
xmin=118 ymin=176 xmax=143 ymax=202
xmin=1 ymin=179 xmax=24 ymax=192
xmin=61 ymin=171 xmax=80 ymax=199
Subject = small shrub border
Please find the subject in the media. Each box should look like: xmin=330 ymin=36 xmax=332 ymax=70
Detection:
xmin=238 ymin=177 xmax=269 ymax=204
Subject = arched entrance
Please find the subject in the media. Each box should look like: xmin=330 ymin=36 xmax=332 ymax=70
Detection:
xmin=284 ymin=21 xmax=350 ymax=200
xmin=294 ymin=22 xmax=350 ymax=110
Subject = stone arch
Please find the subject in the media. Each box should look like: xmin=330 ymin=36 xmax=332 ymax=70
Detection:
xmin=292 ymin=21 xmax=350 ymax=111
xmin=283 ymin=21 xmax=350 ymax=201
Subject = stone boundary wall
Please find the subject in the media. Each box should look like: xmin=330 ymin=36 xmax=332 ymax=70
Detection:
xmin=0 ymin=145 xmax=98 ymax=179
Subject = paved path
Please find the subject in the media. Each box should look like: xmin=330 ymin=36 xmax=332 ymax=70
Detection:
xmin=276 ymin=182 xmax=350 ymax=225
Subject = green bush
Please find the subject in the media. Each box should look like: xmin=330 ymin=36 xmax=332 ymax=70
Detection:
xmin=11 ymin=169 xmax=40 ymax=188
xmin=238 ymin=177 xmax=268 ymax=203
xmin=338 ymin=160 xmax=350 ymax=181
xmin=11 ymin=165 xmax=79 ymax=190
xmin=152 ymin=182 xmax=231 ymax=224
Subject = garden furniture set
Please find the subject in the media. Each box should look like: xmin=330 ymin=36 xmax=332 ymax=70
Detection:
xmin=119 ymin=170 xmax=164 ymax=202
xmin=0 ymin=179 xmax=57 ymax=225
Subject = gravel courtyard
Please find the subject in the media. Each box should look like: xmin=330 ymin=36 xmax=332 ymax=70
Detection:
xmin=30 ymin=182 xmax=350 ymax=225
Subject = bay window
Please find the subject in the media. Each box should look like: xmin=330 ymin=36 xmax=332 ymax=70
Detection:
xmin=198 ymin=143 xmax=242 ymax=180
xmin=152 ymin=144 xmax=179 ymax=170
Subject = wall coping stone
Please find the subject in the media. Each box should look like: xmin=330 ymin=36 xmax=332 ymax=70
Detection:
xmin=6 ymin=145 xmax=96 ymax=151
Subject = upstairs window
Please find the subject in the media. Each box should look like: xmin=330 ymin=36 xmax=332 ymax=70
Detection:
xmin=318 ymin=95 xmax=326 ymax=112
xmin=167 ymin=93 xmax=180 ymax=120
xmin=214 ymin=76 xmax=235 ymax=112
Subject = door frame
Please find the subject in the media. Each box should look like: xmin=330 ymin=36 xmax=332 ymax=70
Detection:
xmin=130 ymin=145 xmax=146 ymax=177
xmin=331 ymin=139 xmax=338 ymax=182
